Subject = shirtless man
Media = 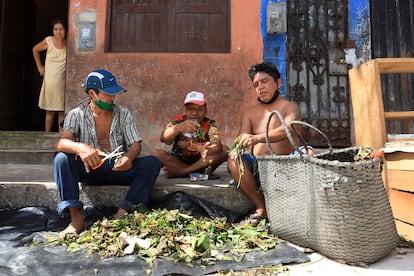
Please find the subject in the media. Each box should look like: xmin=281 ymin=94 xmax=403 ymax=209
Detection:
xmin=53 ymin=69 xmax=161 ymax=237
xmin=152 ymin=91 xmax=228 ymax=178
xmin=228 ymin=62 xmax=302 ymax=226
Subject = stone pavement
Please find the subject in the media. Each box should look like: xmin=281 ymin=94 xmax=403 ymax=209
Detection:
xmin=284 ymin=244 xmax=414 ymax=275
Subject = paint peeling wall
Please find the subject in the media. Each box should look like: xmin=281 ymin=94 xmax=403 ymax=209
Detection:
xmin=348 ymin=0 xmax=371 ymax=66
xmin=66 ymin=0 xmax=263 ymax=154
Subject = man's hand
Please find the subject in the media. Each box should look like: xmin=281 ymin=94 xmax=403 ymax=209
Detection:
xmin=177 ymin=119 xmax=198 ymax=134
xmin=112 ymin=142 xmax=140 ymax=171
xmin=239 ymin=133 xmax=259 ymax=149
xmin=199 ymin=141 xmax=211 ymax=161
xmin=161 ymin=120 xmax=199 ymax=144
xmin=113 ymin=156 xmax=133 ymax=171
xmin=76 ymin=144 xmax=102 ymax=173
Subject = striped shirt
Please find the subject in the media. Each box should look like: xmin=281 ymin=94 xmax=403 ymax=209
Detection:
xmin=62 ymin=102 xmax=142 ymax=152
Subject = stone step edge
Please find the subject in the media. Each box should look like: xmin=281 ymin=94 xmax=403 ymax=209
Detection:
xmin=0 ymin=181 xmax=253 ymax=215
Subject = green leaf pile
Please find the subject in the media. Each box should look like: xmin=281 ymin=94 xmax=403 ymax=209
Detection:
xmin=46 ymin=209 xmax=278 ymax=266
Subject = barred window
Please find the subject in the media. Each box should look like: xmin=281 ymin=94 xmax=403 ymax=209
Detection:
xmin=106 ymin=0 xmax=230 ymax=53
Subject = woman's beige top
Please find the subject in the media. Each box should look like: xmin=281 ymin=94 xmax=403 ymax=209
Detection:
xmin=38 ymin=36 xmax=66 ymax=111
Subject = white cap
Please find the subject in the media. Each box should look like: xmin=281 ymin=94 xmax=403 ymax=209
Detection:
xmin=184 ymin=91 xmax=206 ymax=106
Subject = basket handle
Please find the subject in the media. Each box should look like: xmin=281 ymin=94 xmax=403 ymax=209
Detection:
xmin=265 ymin=110 xmax=300 ymax=155
xmin=265 ymin=110 xmax=332 ymax=155
xmin=290 ymin=120 xmax=333 ymax=154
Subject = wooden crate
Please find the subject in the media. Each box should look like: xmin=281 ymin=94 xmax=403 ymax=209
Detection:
xmin=349 ymin=58 xmax=414 ymax=242
xmin=349 ymin=58 xmax=414 ymax=150
xmin=385 ymin=151 xmax=414 ymax=242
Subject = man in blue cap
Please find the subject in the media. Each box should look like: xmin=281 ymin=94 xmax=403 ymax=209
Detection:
xmin=54 ymin=69 xmax=161 ymax=238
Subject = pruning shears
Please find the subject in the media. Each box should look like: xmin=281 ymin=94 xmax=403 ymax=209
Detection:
xmin=92 ymin=145 xmax=124 ymax=170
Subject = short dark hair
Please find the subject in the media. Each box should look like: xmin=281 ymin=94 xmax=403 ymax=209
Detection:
xmin=51 ymin=19 xmax=67 ymax=31
xmin=248 ymin=62 xmax=281 ymax=82
xmin=85 ymin=88 xmax=99 ymax=95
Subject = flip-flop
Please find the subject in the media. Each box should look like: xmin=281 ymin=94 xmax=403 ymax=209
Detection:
xmin=238 ymin=214 xmax=267 ymax=227
xmin=248 ymin=214 xmax=267 ymax=227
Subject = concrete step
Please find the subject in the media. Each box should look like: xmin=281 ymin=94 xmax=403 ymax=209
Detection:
xmin=0 ymin=131 xmax=59 ymax=149
xmin=0 ymin=163 xmax=254 ymax=215
xmin=0 ymin=131 xmax=58 ymax=164
xmin=0 ymin=131 xmax=254 ymax=215
xmin=0 ymin=149 xmax=56 ymax=164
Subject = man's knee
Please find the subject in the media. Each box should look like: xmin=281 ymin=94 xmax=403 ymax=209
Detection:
xmin=53 ymin=152 xmax=69 ymax=167
xmin=140 ymin=155 xmax=161 ymax=170
xmin=148 ymin=155 xmax=161 ymax=167
xmin=226 ymin=157 xmax=239 ymax=173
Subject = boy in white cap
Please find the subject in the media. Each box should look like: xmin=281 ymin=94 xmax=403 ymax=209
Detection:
xmin=54 ymin=69 xmax=161 ymax=237
xmin=152 ymin=91 xmax=228 ymax=178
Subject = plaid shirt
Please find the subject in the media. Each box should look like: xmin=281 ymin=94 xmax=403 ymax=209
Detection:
xmin=62 ymin=102 xmax=142 ymax=152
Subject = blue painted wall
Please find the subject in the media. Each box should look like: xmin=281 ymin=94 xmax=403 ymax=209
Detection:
xmin=261 ymin=0 xmax=287 ymax=97
xmin=348 ymin=0 xmax=371 ymax=63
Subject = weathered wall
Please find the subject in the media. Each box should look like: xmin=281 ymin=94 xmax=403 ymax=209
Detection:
xmin=66 ymin=0 xmax=262 ymax=154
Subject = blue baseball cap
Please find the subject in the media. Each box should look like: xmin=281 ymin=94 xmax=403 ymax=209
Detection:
xmin=84 ymin=70 xmax=126 ymax=95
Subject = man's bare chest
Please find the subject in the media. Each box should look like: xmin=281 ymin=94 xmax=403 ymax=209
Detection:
xmin=94 ymin=115 xmax=112 ymax=149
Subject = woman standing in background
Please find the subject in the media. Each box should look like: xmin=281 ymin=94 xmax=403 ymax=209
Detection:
xmin=33 ymin=19 xmax=67 ymax=132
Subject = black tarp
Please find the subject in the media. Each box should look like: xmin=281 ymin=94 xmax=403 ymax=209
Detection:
xmin=0 ymin=192 xmax=310 ymax=276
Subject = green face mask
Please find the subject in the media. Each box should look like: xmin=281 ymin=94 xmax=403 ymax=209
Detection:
xmin=95 ymin=100 xmax=113 ymax=110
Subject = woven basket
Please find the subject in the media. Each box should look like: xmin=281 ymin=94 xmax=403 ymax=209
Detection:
xmin=257 ymin=110 xmax=399 ymax=265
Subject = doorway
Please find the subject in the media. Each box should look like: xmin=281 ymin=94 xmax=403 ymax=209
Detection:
xmin=0 ymin=0 xmax=68 ymax=131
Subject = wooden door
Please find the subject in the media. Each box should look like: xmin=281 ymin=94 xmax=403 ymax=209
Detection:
xmin=0 ymin=0 xmax=35 ymax=130
xmin=0 ymin=0 xmax=68 ymax=131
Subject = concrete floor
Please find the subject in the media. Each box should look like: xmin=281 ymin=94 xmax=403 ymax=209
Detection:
xmin=284 ymin=244 xmax=414 ymax=275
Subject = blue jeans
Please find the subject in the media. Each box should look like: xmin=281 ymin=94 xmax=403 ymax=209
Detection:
xmin=53 ymin=152 xmax=161 ymax=213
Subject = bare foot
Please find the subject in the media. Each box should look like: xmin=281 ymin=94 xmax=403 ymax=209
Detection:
xmin=59 ymin=222 xmax=85 ymax=239
xmin=255 ymin=207 xmax=267 ymax=219
xmin=113 ymin=208 xmax=127 ymax=219
xmin=163 ymin=165 xmax=186 ymax=178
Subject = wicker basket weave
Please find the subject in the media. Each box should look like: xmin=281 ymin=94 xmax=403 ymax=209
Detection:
xmin=257 ymin=111 xmax=399 ymax=265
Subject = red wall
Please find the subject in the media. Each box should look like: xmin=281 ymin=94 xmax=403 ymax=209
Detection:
xmin=66 ymin=0 xmax=263 ymax=154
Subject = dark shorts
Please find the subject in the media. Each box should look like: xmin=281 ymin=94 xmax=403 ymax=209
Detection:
xmin=241 ymin=153 xmax=261 ymax=187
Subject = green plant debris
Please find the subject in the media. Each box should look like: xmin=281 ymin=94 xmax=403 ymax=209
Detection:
xmin=216 ymin=264 xmax=288 ymax=275
xmin=44 ymin=209 xmax=279 ymax=266
xmin=192 ymin=122 xmax=205 ymax=141
xmin=354 ymin=146 xmax=374 ymax=162
xmin=398 ymin=236 xmax=414 ymax=248
xmin=228 ymin=136 xmax=252 ymax=187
